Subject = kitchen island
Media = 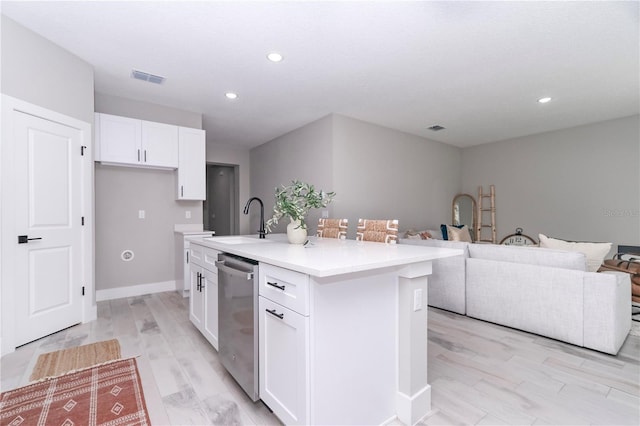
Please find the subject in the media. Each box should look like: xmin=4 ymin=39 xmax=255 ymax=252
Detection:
xmin=189 ymin=234 xmax=461 ymax=425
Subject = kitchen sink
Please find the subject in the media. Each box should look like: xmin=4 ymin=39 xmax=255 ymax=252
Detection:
xmin=204 ymin=236 xmax=274 ymax=245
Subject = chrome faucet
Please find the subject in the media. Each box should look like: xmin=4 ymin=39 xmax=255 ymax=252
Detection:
xmin=243 ymin=197 xmax=266 ymax=239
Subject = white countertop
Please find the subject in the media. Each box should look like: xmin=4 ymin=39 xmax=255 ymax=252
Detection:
xmin=189 ymin=234 xmax=462 ymax=277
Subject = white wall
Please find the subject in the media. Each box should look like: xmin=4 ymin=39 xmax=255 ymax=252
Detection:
xmin=94 ymin=93 xmax=204 ymax=291
xmin=461 ymin=115 xmax=640 ymax=249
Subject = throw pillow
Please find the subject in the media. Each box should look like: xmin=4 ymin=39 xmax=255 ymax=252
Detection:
xmin=440 ymin=224 xmax=464 ymax=240
xmin=447 ymin=225 xmax=473 ymax=242
xmin=538 ymin=234 xmax=611 ymax=272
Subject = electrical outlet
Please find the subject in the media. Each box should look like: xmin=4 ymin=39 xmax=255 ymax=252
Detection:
xmin=321 ymin=209 xmax=329 ymax=218
xmin=185 ymin=210 xmax=191 ymax=219
xmin=413 ymin=288 xmax=423 ymax=311
xmin=138 ymin=210 xmax=145 ymax=219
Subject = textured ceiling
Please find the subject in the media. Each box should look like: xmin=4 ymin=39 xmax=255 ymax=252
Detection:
xmin=2 ymin=1 xmax=638 ymax=148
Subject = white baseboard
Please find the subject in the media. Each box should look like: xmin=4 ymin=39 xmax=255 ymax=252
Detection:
xmin=96 ymin=280 xmax=177 ymax=302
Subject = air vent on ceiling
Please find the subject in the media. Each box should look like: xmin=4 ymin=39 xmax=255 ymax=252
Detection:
xmin=427 ymin=124 xmax=446 ymax=131
xmin=131 ymin=69 xmax=166 ymax=85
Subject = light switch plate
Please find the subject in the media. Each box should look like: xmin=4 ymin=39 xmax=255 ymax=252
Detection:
xmin=138 ymin=210 xmax=145 ymax=219
xmin=185 ymin=210 xmax=191 ymax=219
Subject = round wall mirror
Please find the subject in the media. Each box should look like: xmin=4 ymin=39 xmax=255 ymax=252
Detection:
xmin=452 ymin=193 xmax=477 ymax=240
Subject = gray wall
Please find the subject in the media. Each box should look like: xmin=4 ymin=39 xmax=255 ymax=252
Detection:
xmin=250 ymin=114 xmax=462 ymax=238
xmin=1 ymin=15 xmax=94 ymax=123
xmin=461 ymin=115 xmax=640 ymax=249
xmin=332 ymin=115 xmax=462 ymax=239
xmin=250 ymin=115 xmax=334 ymax=234
xmin=205 ymin=143 xmax=252 ymax=235
xmin=94 ymin=93 xmax=203 ymax=290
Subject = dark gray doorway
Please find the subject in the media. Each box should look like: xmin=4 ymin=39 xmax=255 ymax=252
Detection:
xmin=203 ymin=164 xmax=238 ymax=236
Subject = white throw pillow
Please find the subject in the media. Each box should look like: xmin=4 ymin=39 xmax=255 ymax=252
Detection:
xmin=447 ymin=225 xmax=473 ymax=242
xmin=538 ymin=234 xmax=611 ymax=272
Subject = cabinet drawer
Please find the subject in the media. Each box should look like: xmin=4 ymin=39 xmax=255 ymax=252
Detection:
xmin=259 ymin=263 xmax=309 ymax=315
xmin=190 ymin=244 xmax=219 ymax=271
xmin=203 ymin=247 xmax=219 ymax=271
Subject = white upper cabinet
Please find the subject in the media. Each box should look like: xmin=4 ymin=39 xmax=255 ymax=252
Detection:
xmin=177 ymin=127 xmax=206 ymax=200
xmin=95 ymin=113 xmax=178 ymax=169
xmin=141 ymin=120 xmax=178 ymax=168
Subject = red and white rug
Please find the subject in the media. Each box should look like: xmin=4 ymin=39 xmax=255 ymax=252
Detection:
xmin=1 ymin=358 xmax=150 ymax=426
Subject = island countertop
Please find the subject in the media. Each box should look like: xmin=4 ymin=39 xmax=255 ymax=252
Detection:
xmin=188 ymin=234 xmax=462 ymax=277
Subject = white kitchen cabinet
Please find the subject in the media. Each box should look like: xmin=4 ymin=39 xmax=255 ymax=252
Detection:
xmin=177 ymin=127 xmax=206 ymax=200
xmin=259 ymin=295 xmax=309 ymax=425
xmin=95 ymin=112 xmax=178 ymax=169
xmin=259 ymin=263 xmax=310 ymax=425
xmin=178 ymin=232 xmax=215 ymax=298
xmin=189 ymin=246 xmax=220 ymax=350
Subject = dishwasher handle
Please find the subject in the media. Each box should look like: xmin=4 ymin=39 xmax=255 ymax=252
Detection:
xmin=215 ymin=260 xmax=254 ymax=280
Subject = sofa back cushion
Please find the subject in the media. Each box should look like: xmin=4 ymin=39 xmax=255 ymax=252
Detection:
xmin=399 ymin=238 xmax=471 ymax=257
xmin=468 ymin=243 xmax=586 ymax=271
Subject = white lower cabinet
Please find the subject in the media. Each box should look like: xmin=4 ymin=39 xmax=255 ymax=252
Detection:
xmin=189 ymin=246 xmax=220 ymax=350
xmin=258 ymin=296 xmax=309 ymax=425
xmin=259 ymin=263 xmax=310 ymax=425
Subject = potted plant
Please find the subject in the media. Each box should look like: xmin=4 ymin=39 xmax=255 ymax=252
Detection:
xmin=265 ymin=180 xmax=335 ymax=244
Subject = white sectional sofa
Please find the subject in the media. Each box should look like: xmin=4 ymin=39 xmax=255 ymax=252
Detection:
xmin=400 ymin=239 xmax=631 ymax=354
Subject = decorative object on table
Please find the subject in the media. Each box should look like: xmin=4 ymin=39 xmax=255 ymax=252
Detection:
xmin=476 ymin=185 xmax=497 ymax=243
xmin=356 ymin=219 xmax=399 ymax=243
xmin=316 ymin=218 xmax=348 ymax=239
xmin=265 ymin=180 xmax=335 ymax=244
xmin=500 ymin=228 xmax=537 ymax=246
xmin=452 ymin=193 xmax=476 ymax=240
xmin=1 ymin=358 xmax=149 ymax=426
xmin=538 ymin=233 xmax=611 ymax=272
xmin=30 ymin=339 xmax=122 ymax=382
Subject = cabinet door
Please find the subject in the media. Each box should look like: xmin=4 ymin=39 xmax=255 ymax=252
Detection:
xmin=177 ymin=127 xmax=206 ymax=200
xmin=141 ymin=120 xmax=178 ymax=168
xmin=97 ymin=113 xmax=141 ymax=164
xmin=259 ymin=296 xmax=310 ymax=425
xmin=203 ymin=268 xmax=219 ymax=350
xmin=189 ymin=264 xmax=205 ymax=331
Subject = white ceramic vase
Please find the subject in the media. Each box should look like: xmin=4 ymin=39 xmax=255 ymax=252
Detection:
xmin=287 ymin=218 xmax=307 ymax=244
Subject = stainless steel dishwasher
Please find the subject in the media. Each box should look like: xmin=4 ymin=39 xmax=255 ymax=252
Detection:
xmin=215 ymin=253 xmax=259 ymax=401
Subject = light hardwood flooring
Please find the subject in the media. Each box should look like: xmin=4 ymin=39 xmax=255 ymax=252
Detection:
xmin=1 ymin=291 xmax=639 ymax=425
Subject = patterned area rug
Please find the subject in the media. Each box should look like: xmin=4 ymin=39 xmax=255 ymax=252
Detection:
xmin=0 ymin=358 xmax=149 ymax=426
xmin=29 ymin=339 xmax=121 ymax=382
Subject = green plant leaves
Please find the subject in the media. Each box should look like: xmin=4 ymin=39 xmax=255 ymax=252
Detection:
xmin=265 ymin=180 xmax=335 ymax=232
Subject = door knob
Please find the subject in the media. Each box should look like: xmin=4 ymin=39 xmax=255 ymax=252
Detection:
xmin=18 ymin=235 xmax=43 ymax=244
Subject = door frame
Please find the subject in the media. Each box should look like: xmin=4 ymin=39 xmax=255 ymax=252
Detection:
xmin=1 ymin=95 xmax=96 ymax=356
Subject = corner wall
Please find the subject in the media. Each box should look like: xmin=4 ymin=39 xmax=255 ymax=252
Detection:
xmin=250 ymin=114 xmax=462 ymax=238
xmin=461 ymin=115 xmax=640 ymax=248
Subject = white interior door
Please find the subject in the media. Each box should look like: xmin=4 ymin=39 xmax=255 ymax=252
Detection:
xmin=12 ymin=111 xmax=84 ymax=346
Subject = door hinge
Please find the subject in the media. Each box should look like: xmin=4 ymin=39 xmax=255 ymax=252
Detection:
xmin=81 ymin=216 xmax=85 ymax=226
xmin=82 ymin=286 xmax=85 ymax=296
xmin=81 ymin=145 xmax=87 ymax=156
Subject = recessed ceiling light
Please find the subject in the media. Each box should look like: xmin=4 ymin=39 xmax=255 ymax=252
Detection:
xmin=267 ymin=52 xmax=283 ymax=62
xmin=225 ymin=92 xmax=238 ymax=100
xmin=537 ymin=97 xmax=552 ymax=104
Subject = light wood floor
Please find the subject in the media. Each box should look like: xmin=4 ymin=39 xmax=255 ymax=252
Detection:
xmin=1 ymin=291 xmax=639 ymax=425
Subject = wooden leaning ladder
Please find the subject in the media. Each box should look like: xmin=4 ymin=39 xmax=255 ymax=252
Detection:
xmin=476 ymin=185 xmax=497 ymax=243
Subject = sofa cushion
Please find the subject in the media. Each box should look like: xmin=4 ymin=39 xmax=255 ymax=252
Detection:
xmin=466 ymin=258 xmax=585 ymax=346
xmin=538 ymin=234 xmax=611 ymax=273
xmin=400 ymin=238 xmax=470 ymax=256
xmin=468 ymin=243 xmax=586 ymax=271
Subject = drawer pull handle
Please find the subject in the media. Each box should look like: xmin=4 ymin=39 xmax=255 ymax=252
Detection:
xmin=267 ymin=281 xmax=285 ymax=291
xmin=266 ymin=308 xmax=284 ymax=319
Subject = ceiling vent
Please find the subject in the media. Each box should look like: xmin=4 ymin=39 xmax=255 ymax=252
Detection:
xmin=131 ymin=69 xmax=165 ymax=85
xmin=427 ymin=124 xmax=446 ymax=131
